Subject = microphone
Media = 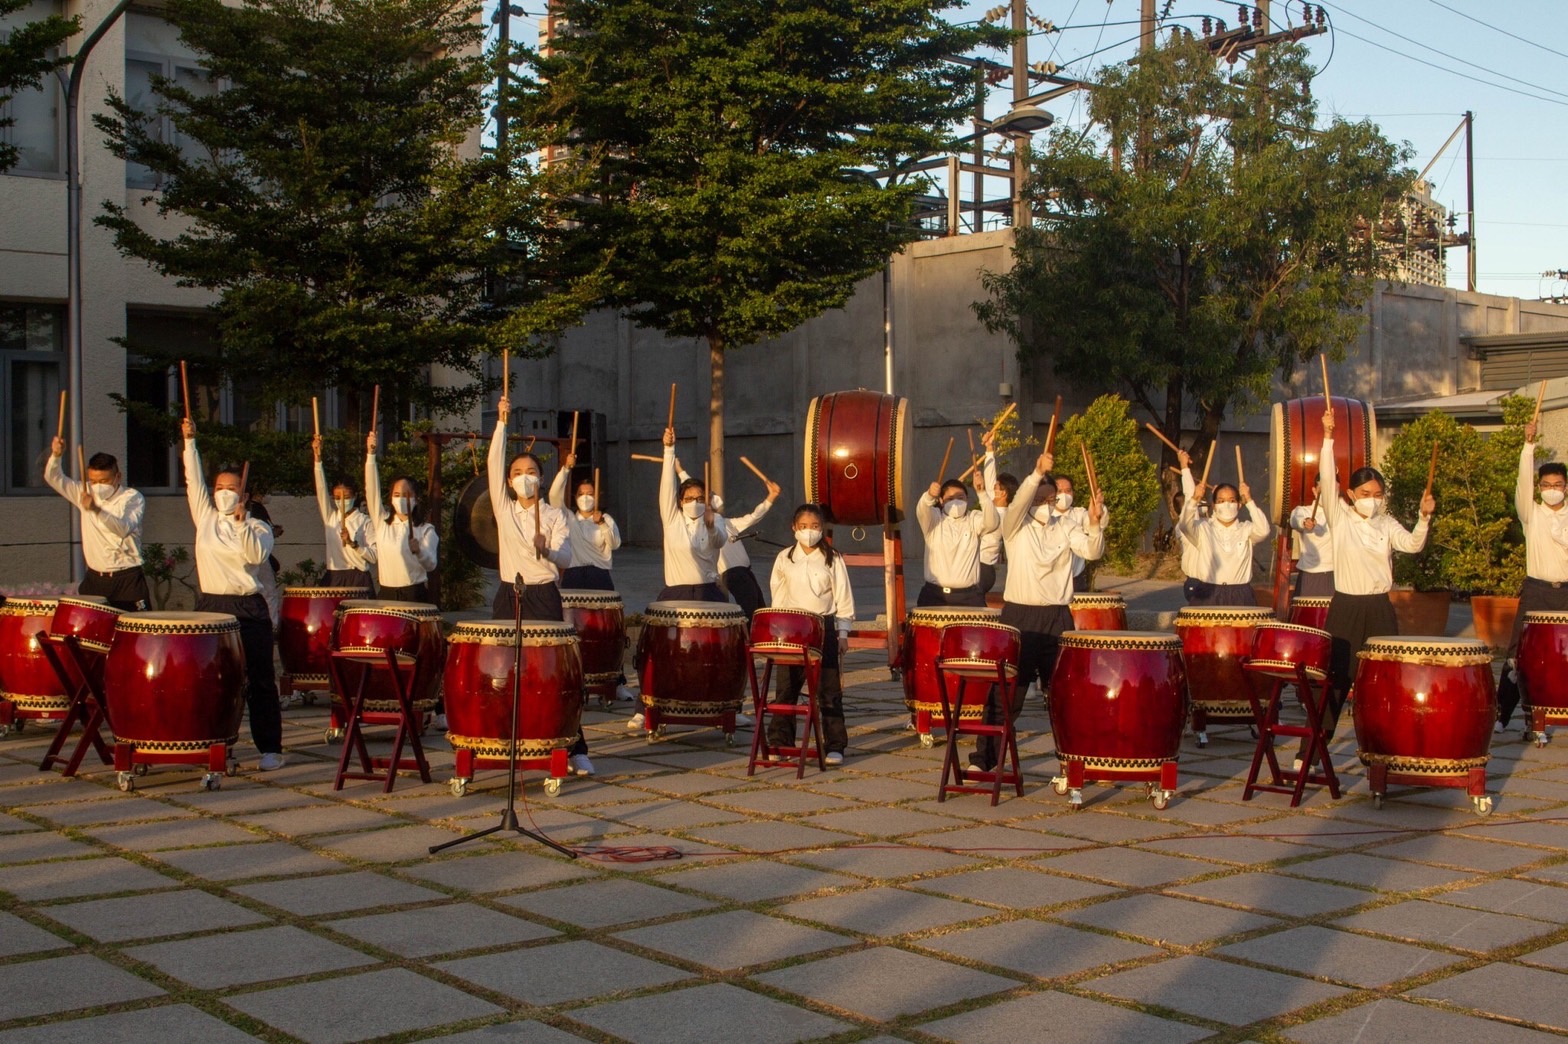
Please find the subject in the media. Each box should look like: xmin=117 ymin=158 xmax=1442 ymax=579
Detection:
xmin=513 ymin=571 xmax=524 ymax=595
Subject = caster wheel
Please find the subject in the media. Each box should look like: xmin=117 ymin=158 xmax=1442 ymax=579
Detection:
xmin=1068 ymin=789 xmax=1083 ymax=811
xmin=12 ymin=719 xmax=23 ymax=733
xmin=1249 ymin=724 xmax=1259 ymax=739
xmin=1372 ymin=793 xmax=1384 ymax=810
xmin=1052 ymin=776 xmax=1069 ymax=796
xmin=227 ymin=759 xmax=239 ymax=777
xmin=919 ymin=733 xmax=935 ymax=749
xmin=117 ymin=772 xmax=135 ymax=793
xmin=543 ymin=777 xmax=562 ymax=796
xmin=1151 ymin=791 xmax=1171 ymax=810
xmin=645 ymin=730 xmax=657 ymax=744
xmin=203 ymin=773 xmax=222 ymax=791
xmin=303 ymin=694 xmax=317 ymax=706
xmin=0 ymin=725 xmax=10 ymax=739
xmin=724 ymin=732 xmax=736 ymax=747
xmin=449 ymin=777 xmax=469 ymax=797
xmin=135 ymin=763 xmax=149 ymax=777
xmin=324 ymin=728 xmax=344 ymax=743
xmin=1473 ymin=795 xmax=1493 ymax=816
xmin=1195 ymin=731 xmax=1209 ymax=748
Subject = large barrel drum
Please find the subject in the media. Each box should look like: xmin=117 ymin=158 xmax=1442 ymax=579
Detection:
xmin=1049 ymin=630 xmax=1187 ymax=778
xmin=803 ymin=390 xmax=910 ymax=525
xmin=560 ymin=590 xmax=626 ymax=690
xmin=1352 ymin=636 xmax=1495 ymax=782
xmin=333 ymin=600 xmax=445 ymax=711
xmin=635 ymin=601 xmax=748 ymax=721
xmin=104 ymin=612 xmax=246 ymax=752
xmin=0 ymin=597 xmax=68 ymax=718
xmin=1519 ymin=612 xmax=1568 ymax=730
xmin=1175 ymin=605 xmax=1274 ymax=742
xmin=901 ymin=606 xmax=1002 ymax=720
xmin=443 ymin=620 xmax=584 ymax=760
xmin=279 ymin=586 xmax=367 ymax=691
xmin=1269 ymin=396 xmax=1377 ymax=525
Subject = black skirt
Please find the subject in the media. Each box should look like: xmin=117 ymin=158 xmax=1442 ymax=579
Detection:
xmin=1185 ymin=580 xmax=1256 ymax=607
xmin=1325 ymin=591 xmax=1399 ymax=692
xmin=1294 ymin=570 xmax=1335 ymax=598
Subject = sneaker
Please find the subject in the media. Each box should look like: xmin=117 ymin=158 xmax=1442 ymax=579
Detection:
xmin=431 ymin=713 xmax=448 ymax=731
xmin=734 ymin=712 xmax=753 ymax=727
xmin=568 ymin=754 xmax=595 ymax=776
xmin=615 ymin=684 xmax=637 ymax=702
xmin=824 ymin=751 xmax=844 ymax=766
xmin=626 ymin=712 xmax=645 ymax=730
xmin=1494 ymin=720 xmax=1506 ymax=734
xmin=258 ymin=752 xmax=286 ymax=771
xmin=1292 ymin=757 xmax=1304 ymax=774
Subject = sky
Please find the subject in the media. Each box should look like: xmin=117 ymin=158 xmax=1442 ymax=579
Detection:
xmin=496 ymin=1 xmax=1568 ymax=300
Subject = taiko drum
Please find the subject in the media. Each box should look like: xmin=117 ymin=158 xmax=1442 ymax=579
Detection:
xmin=1288 ymin=596 xmax=1333 ymax=630
xmin=803 ymin=390 xmax=910 ymax=526
xmin=1519 ymin=611 xmax=1568 ymax=722
xmin=1246 ymin=622 xmax=1332 ymax=683
xmin=1352 ymin=636 xmax=1495 ymax=778
xmin=1069 ymin=593 xmax=1127 ymax=631
xmin=0 ymin=597 xmax=68 ymax=716
xmin=1269 ymin=395 xmax=1377 ymax=526
xmin=104 ymin=612 xmax=245 ymax=752
xmin=636 ymin=601 xmax=748 ymax=716
xmin=560 ymin=590 xmax=626 ymax=687
xmin=1175 ymin=606 xmax=1275 ymax=723
xmin=749 ymin=608 xmax=826 ymax=656
xmin=48 ymin=596 xmax=121 ymax=691
xmin=279 ymin=586 xmax=367 ymax=690
xmin=442 ymin=620 xmax=583 ymax=760
xmin=1048 ymin=631 xmax=1187 ymax=771
xmin=333 ymin=599 xmax=445 ymax=711
xmin=901 ymin=606 xmax=1001 ymax=720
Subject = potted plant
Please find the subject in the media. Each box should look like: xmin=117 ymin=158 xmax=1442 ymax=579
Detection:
xmin=1052 ymin=395 xmax=1162 ymax=591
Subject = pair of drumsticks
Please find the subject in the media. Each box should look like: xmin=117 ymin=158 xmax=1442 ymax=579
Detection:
xmin=177 ymin=361 xmax=252 ymax=509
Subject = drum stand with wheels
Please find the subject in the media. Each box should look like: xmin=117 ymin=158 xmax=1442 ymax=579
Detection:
xmin=329 ymin=648 xmax=431 ymax=793
xmin=936 ymin=658 xmax=1023 ymax=806
xmin=36 ymin=634 xmax=113 ymax=777
xmin=1241 ymin=662 xmax=1340 ymax=807
xmin=839 ymin=511 xmax=907 ymax=681
xmin=1365 ymin=759 xmax=1491 ymax=816
xmin=1523 ymin=702 xmax=1560 ymax=748
xmin=746 ymin=643 xmax=825 ymax=779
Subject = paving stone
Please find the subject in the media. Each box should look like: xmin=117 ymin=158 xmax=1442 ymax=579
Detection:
xmin=1140 ymin=835 xmax=1313 ymax=866
xmin=421 ymin=1021 xmax=586 ymax=1044
xmin=572 ymin=982 xmax=848 ymax=1044
xmin=1037 ymin=847 xmax=1224 ymax=888
xmin=623 ymin=772 xmax=753 ymax=796
xmin=599 ymin=798 xmax=751 ymax=831
xmin=1431 ymin=879 xmax=1568 ymax=922
xmin=777 ymin=885 xmax=988 ymax=937
xmin=1037 ymin=813 xmax=1180 ymax=844
xmin=919 ymin=989 xmax=1210 ymax=1044
xmin=0 ymin=1004 xmax=261 ymax=1044
xmin=499 ymin=877 xmax=715 ymax=928
xmin=81 ymin=817 xmax=264 ymax=851
xmin=1088 ymin=954 xmax=1348 ymax=1024
xmin=46 ymin=888 xmax=269 ymax=942
xmin=1410 ymin=962 xmax=1568 ymax=1031
xmin=400 ymin=850 xmax=599 ymax=893
xmin=1523 ymin=864 xmax=1568 ymax=886
xmin=918 ymin=919 xmax=1160 ymax=978
xmin=790 ymin=844 xmax=983 ymax=880
xmin=613 ymin=909 xmax=849 ymax=971
xmin=1284 ymin=852 xmax=1472 ymax=891
xmin=0 ymin=953 xmax=164 ymax=1021
xmin=326 ymin=903 xmax=557 ymax=957
xmin=1372 ymin=834 xmax=1551 ymax=873
xmin=1519 ymin=940 xmax=1568 ymax=970
xmin=232 ymin=870 xmax=444 ymax=915
xmin=910 ymin=867 xmax=1118 ymax=910
xmin=0 ymin=812 xmax=38 ymax=832
xmin=0 ymin=777 xmax=115 ymax=802
xmin=236 ymin=805 xmax=401 ymax=837
xmin=686 ymin=820 xmax=858 ymax=853
xmin=698 ymin=788 xmax=859 ymax=816
xmin=163 ymin=785 xmax=337 ymax=815
xmin=310 ymin=825 xmax=465 ymax=862
xmin=1230 ymin=816 xmax=1390 ymax=849
xmin=148 ymin=841 xmax=348 ymax=881
xmin=0 ymin=911 xmax=70 ymax=956
xmin=1284 ymin=997 xmax=1563 ymax=1043
xmin=437 ymin=939 xmax=691 ymax=1006
xmin=0 ymin=855 xmax=175 ymax=900
xmin=0 ymin=831 xmax=100 ymax=864
xmin=904 ymin=823 xmax=1091 ymax=855
xmin=800 ymin=806 xmax=971 ymax=837
xmin=808 ymin=775 xmax=942 ymax=803
xmin=658 ymin=860 xmax=861 ymax=902
xmin=225 ymin=967 xmax=502 ymax=1043
xmin=1056 ymin=893 xmax=1278 ymax=946
xmin=18 ymin=796 xmax=198 ymax=827
xmin=1335 ymin=899 xmax=1557 ymax=953
xmin=1218 ymin=924 xmax=1462 ymax=986
xmin=1169 ymin=871 xmax=1375 ymax=918
xmin=125 ymin=925 xmax=377 ymax=987
xmin=754 ymin=945 xmax=1015 ymax=1020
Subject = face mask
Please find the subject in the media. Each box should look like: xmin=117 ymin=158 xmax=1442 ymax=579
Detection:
xmin=213 ymin=489 xmax=239 ymax=514
xmin=709 ymin=494 xmax=724 ymax=513
xmin=577 ymin=494 xmax=596 ymax=513
xmin=1055 ymin=492 xmax=1073 ymax=511
xmin=511 ymin=474 xmax=538 ymax=499
xmin=1031 ymin=504 xmax=1053 ymax=523
xmin=335 ymin=497 xmax=354 ymax=515
xmin=796 ymin=528 xmax=822 ymax=548
xmin=1354 ymin=496 xmax=1382 ymax=518
xmin=682 ymin=500 xmax=704 ymax=520
xmin=1543 ymin=488 xmax=1566 ymax=507
xmin=942 ymin=499 xmax=967 ymax=520
xmin=90 ymin=482 xmax=116 ymax=502
xmin=393 ymin=496 xmax=413 ymax=517
xmin=1213 ymin=501 xmax=1239 ymax=523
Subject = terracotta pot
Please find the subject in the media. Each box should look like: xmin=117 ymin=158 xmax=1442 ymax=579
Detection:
xmin=1469 ymin=595 xmax=1520 ymax=651
xmin=1387 ymin=588 xmax=1451 ymax=637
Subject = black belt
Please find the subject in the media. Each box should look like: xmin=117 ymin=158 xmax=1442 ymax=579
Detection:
xmin=936 ymin=583 xmax=979 ymax=595
xmin=1526 ymin=576 xmax=1568 ymax=590
xmin=87 ymin=565 xmax=142 ymax=578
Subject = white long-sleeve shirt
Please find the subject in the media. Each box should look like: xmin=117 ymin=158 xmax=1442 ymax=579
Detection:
xmin=660 ymin=446 xmax=726 ymax=586
xmin=916 ymin=453 xmax=999 ymax=589
xmin=1175 ymin=467 xmax=1200 ymax=577
xmin=547 ymin=469 xmax=622 ymax=572
xmin=364 ymin=453 xmax=439 ymax=588
xmin=1320 ymin=436 xmax=1429 ymax=595
xmin=44 ymin=454 xmax=145 ymax=573
xmin=1001 ymin=472 xmax=1105 ymax=606
xmin=770 ymin=545 xmax=856 ymax=637
xmin=1516 ymin=442 xmax=1568 ymax=583
xmin=676 ymin=466 xmax=772 ymax=571
xmin=182 ymin=440 xmax=272 ymax=596
xmin=488 ymin=419 xmax=571 ymax=584
xmin=1176 ymin=496 xmax=1272 ymax=585
xmin=313 ymin=461 xmax=372 ymax=573
xmin=1289 ymin=503 xmax=1334 ymax=574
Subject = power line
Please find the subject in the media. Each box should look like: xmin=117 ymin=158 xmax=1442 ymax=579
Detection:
xmin=1423 ymin=0 xmax=1568 ymax=63
xmin=1325 ymin=22 xmax=1568 ymax=109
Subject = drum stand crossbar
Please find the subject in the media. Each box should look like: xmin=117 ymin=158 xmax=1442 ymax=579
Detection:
xmin=936 ymin=660 xmax=1023 ymax=806
xmin=36 ymin=634 xmax=113 ymax=776
xmin=746 ymin=645 xmax=826 ymax=778
xmin=329 ymin=649 xmax=432 ymax=793
xmin=1241 ymin=662 xmax=1340 ymax=806
xmin=838 ymin=511 xmax=906 ymax=679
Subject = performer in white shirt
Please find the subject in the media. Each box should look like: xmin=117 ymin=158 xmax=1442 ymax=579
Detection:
xmin=45 ymin=437 xmax=150 ymax=610
xmin=548 ymin=451 xmax=622 ymax=591
xmin=311 ymin=436 xmax=374 ymax=590
xmin=180 ymin=418 xmax=284 ymax=770
xmin=1496 ymin=420 xmax=1568 ymax=731
xmin=656 ymin=426 xmax=727 ymax=602
xmin=677 ymin=457 xmax=780 ymax=620
xmin=979 ymin=472 xmax=1016 ymax=595
xmin=364 ymin=433 xmax=439 ymax=603
xmin=1047 ymin=472 xmax=1104 ymax=594
xmin=763 ymin=504 xmax=856 ymax=765
xmin=1288 ymin=472 xmax=1335 ymax=597
xmin=914 ymin=430 xmax=999 ymax=607
xmin=1175 ymin=471 xmax=1272 ymax=606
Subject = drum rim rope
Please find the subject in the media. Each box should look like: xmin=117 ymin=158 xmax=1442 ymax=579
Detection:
xmin=906 ymin=607 xmax=1001 ymax=623
xmin=1245 ymin=658 xmax=1329 ymax=681
xmin=1356 ymin=751 xmax=1491 ymax=772
xmin=1058 ymin=631 xmax=1181 ymax=650
xmin=54 ymin=595 xmax=112 ymax=609
xmin=1523 ymin=611 xmax=1568 ymax=623
xmin=1069 ymin=593 xmax=1126 ymax=605
xmin=1175 ymin=607 xmax=1275 ymax=625
xmin=338 ymin=602 xmax=439 ymax=618
xmin=1358 ymin=638 xmax=1491 ymax=666
xmin=1253 ymin=622 xmax=1332 ymax=639
xmin=114 ymin=615 xmax=240 ymax=635
xmin=445 ymin=734 xmax=579 ymax=758
xmin=1 ymin=598 xmax=61 ymax=614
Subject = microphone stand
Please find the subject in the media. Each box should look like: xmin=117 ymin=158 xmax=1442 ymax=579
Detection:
xmin=431 ymin=571 xmax=575 ymax=857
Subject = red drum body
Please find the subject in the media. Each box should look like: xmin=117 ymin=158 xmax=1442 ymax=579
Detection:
xmin=902 ymin=606 xmax=1001 ymax=723
xmin=1069 ymin=593 xmax=1127 ymax=631
xmin=1176 ymin=606 xmax=1274 ymax=730
xmin=803 ymin=390 xmax=911 ymax=526
xmin=0 ymin=597 xmax=67 ymax=719
xmin=1352 ymin=636 xmax=1494 ymax=802
xmin=1247 ymin=622 xmax=1332 ymax=682
xmin=334 ymin=600 xmax=445 ymax=711
xmin=636 ymin=601 xmax=748 ymax=725
xmin=1269 ymin=396 xmax=1377 ymax=526
xmin=1288 ymin=597 xmax=1332 ymax=630
xmin=443 ymin=620 xmax=583 ymax=762
xmin=1518 ymin=612 xmax=1568 ymax=721
xmin=560 ymin=590 xmax=625 ymax=688
xmin=749 ymin=608 xmax=826 ymax=656
xmin=279 ymin=587 xmax=367 ymax=692
xmin=48 ymin=596 xmax=120 ymax=693
xmin=104 ymin=612 xmax=245 ymax=751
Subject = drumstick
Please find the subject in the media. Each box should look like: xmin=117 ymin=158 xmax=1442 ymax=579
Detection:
xmin=237 ymin=460 xmax=250 ymax=505
xmin=739 ymin=455 xmax=770 ymax=485
xmin=704 ymin=461 xmax=712 ymax=513
xmin=1234 ymin=445 xmax=1244 ymax=487
xmin=56 ymin=390 xmax=67 ymax=442
xmin=1045 ymin=395 xmax=1062 ymax=453
xmin=1534 ymin=379 xmax=1548 ymax=426
xmin=966 ymin=427 xmax=977 ymax=472
xmin=1200 ymin=437 xmax=1217 ymax=487
xmin=667 ymin=383 xmax=677 ymax=431
xmin=1144 ymin=422 xmax=1181 ymax=457
xmin=957 ymin=454 xmax=984 ymax=485
xmin=935 ymin=436 xmax=954 ymax=486
xmin=311 ymin=396 xmax=320 ymax=438
xmin=76 ymin=444 xmax=86 ymax=482
xmin=989 ymin=401 xmax=1017 ymax=435
xmin=179 ymin=360 xmax=191 ymax=420
xmin=524 ymin=435 xmax=535 ymax=453
xmin=501 ymin=347 xmax=508 ymax=396
xmin=569 ymin=410 xmax=579 ymax=457
xmin=1320 ymin=353 xmax=1331 ymax=407
xmin=1424 ymin=440 xmax=1439 ymax=497
xmin=594 ymin=466 xmax=600 ymax=509
xmin=370 ymin=384 xmax=380 ymax=437
xmin=534 ymin=494 xmax=542 ymax=558
xmin=469 ymin=439 xmax=479 ymax=476
xmin=1081 ymin=442 xmax=1102 ymax=501
xmin=631 ymin=453 xmax=663 ymax=463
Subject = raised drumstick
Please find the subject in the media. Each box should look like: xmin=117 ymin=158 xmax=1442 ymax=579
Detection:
xmin=76 ymin=445 xmax=86 ymax=482
xmin=534 ymin=495 xmax=542 ymax=559
xmin=1080 ymin=443 xmax=1100 ymax=501
xmin=967 ymin=428 xmax=977 ymax=471
xmin=370 ymin=385 xmax=380 ymax=437
xmin=237 ymin=461 xmax=251 ymax=504
xmin=1235 ymin=445 xmax=1245 ymax=486
xmin=631 ymin=453 xmax=662 ymax=463
xmin=1320 ymin=353 xmax=1331 ymax=406
xmin=1200 ymin=437 xmax=1217 ymax=487
xmin=594 ymin=467 xmax=600 ymax=509
xmin=1045 ymin=395 xmax=1062 ymax=453
xmin=990 ymin=401 xmax=1017 ymax=434
xmin=667 ymin=383 xmax=677 ymax=431
xmin=180 ymin=360 xmax=191 ymax=420
xmin=1534 ymin=379 xmax=1548 ymax=426
xmin=935 ymin=436 xmax=954 ymax=487
xmin=1144 ymin=422 xmax=1182 ymax=457
xmin=569 ymin=410 xmax=579 ymax=457
xmin=501 ymin=348 xmax=508 ymax=393
xmin=56 ymin=390 xmax=67 ymax=442
xmin=1425 ymin=440 xmax=1439 ymax=497
xmin=739 ymin=455 xmax=770 ymax=485
xmin=311 ymin=396 xmax=320 ymax=438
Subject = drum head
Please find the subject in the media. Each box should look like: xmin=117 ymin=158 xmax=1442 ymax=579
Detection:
xmin=56 ymin=595 xmax=109 ymax=607
xmin=560 ymin=590 xmax=624 ymax=608
xmin=454 ymin=474 xmax=499 ymax=571
xmin=907 ymin=606 xmax=1001 ymax=625
xmin=115 ymin=610 xmax=238 ymax=633
xmin=1059 ymin=629 xmax=1181 ymax=649
xmin=284 ymin=586 xmax=370 ymax=598
xmin=645 ymin=600 xmax=744 ymax=625
xmin=1523 ymin=611 xmax=1568 ymax=625
xmin=1359 ymin=635 xmax=1491 ymax=664
xmin=340 ymin=599 xmax=438 ymax=615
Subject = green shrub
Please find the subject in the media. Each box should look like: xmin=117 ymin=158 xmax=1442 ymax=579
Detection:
xmin=1051 ymin=395 xmax=1162 ymax=579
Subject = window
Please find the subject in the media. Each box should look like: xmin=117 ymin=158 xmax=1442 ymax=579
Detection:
xmin=123 ymin=309 xmax=222 ymax=489
xmin=0 ymin=0 xmax=65 ymax=175
xmin=124 ymin=11 xmax=215 ymax=189
xmin=0 ymin=303 xmax=64 ymax=493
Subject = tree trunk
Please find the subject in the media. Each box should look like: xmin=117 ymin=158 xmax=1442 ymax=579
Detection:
xmin=707 ymin=336 xmax=725 ymax=499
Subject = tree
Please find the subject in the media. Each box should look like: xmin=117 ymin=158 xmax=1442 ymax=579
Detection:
xmin=0 ymin=0 xmax=79 ymax=173
xmin=94 ymin=0 xmax=595 ymax=421
xmin=974 ymin=36 xmax=1413 ymax=479
xmin=519 ymin=0 xmax=1005 ymax=494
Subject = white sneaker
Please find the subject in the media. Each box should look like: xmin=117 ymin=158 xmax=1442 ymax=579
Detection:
xmin=627 ymin=712 xmax=645 ymax=730
xmin=1494 ymin=720 xmax=1505 ymax=734
xmin=1292 ymin=758 xmax=1304 ymax=774
xmin=431 ymin=713 xmax=448 ymax=731
xmin=258 ymin=752 xmax=286 ymax=771
xmin=734 ymin=712 xmax=753 ymax=727
xmin=616 ymin=685 xmax=637 ymax=702
xmin=824 ymin=751 xmax=844 ymax=766
xmin=568 ymin=754 xmax=595 ymax=776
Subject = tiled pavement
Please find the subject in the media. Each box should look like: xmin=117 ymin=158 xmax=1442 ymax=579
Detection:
xmin=4 ymin=654 xmax=1568 ymax=1043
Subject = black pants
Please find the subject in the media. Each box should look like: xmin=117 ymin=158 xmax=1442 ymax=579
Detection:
xmin=724 ymin=566 xmax=767 ymax=621
xmin=1185 ymin=580 xmax=1256 ymax=607
xmin=491 ymin=581 xmax=586 ymax=756
xmin=916 ymin=582 xmax=986 ymax=608
xmin=561 ymin=565 xmax=615 ymax=591
xmin=379 ymin=582 xmax=429 ymax=604
xmin=766 ymin=620 xmax=848 ymax=753
xmin=657 ymin=583 xmax=725 ymax=603
xmin=324 ymin=568 xmax=374 ymax=593
xmin=1497 ymin=577 xmax=1568 ymax=724
xmin=972 ymin=602 xmax=1072 ymax=769
xmin=1294 ymin=570 xmax=1335 ymax=598
xmin=79 ymin=566 xmax=150 ymax=611
xmin=1308 ymin=591 xmax=1399 ymax=755
xmin=978 ymin=564 xmax=997 ymax=596
xmin=196 ymin=592 xmax=281 ymax=755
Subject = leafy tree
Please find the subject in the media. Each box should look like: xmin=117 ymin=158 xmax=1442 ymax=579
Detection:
xmin=0 ymin=0 xmax=79 ymax=172
xmin=519 ymin=0 xmax=1006 ymax=494
xmin=94 ymin=0 xmax=596 ymax=420
xmin=1050 ymin=395 xmax=1161 ymax=577
xmin=974 ymin=36 xmax=1413 ymax=479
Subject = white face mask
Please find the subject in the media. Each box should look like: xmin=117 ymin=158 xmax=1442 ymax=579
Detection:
xmin=682 ymin=500 xmax=705 ymax=520
xmin=709 ymin=494 xmax=724 ymax=513
xmin=393 ymin=495 xmax=413 ymax=517
xmin=1354 ymin=496 xmax=1382 ymax=518
xmin=1054 ymin=492 xmax=1073 ymax=511
xmin=213 ymin=489 xmax=239 ymax=514
xmin=90 ymin=482 xmax=117 ymax=502
xmin=942 ymin=499 xmax=967 ymax=520
xmin=1213 ymin=501 xmax=1239 ymax=523
xmin=577 ymin=494 xmax=596 ymax=513
xmin=335 ymin=497 xmax=354 ymax=516
xmin=1543 ymin=488 xmax=1566 ymax=507
xmin=796 ymin=528 xmax=823 ymax=548
xmin=511 ymin=473 xmax=538 ymax=499
xmin=1031 ymin=503 xmax=1053 ymax=523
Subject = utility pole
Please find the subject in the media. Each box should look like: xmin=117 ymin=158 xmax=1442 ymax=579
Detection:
xmin=1141 ymin=0 xmax=1157 ymax=52
xmin=1011 ymin=0 xmax=1029 ymax=228
xmin=1465 ymin=110 xmax=1476 ymax=293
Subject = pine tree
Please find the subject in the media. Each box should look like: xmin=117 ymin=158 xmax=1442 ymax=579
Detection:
xmin=0 ymin=0 xmax=79 ymax=172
